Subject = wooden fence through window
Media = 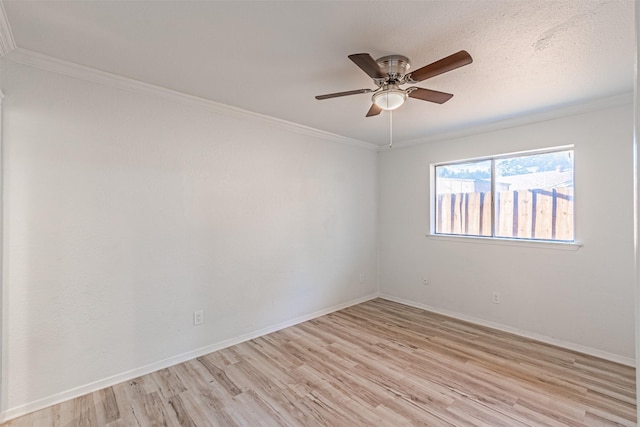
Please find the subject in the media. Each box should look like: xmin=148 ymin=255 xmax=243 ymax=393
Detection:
xmin=436 ymin=187 xmax=574 ymax=241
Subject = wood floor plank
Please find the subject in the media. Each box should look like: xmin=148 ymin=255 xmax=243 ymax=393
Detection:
xmin=167 ymin=393 xmax=199 ymax=427
xmin=149 ymin=368 xmax=188 ymax=401
xmin=3 ymin=298 xmax=636 ymax=426
xmin=196 ymin=356 xmax=242 ymax=397
xmin=93 ymin=387 xmax=120 ymax=425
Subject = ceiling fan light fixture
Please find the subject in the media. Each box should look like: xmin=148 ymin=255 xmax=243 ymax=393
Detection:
xmin=372 ymin=89 xmax=406 ymax=111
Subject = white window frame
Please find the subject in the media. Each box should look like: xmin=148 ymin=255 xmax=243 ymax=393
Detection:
xmin=429 ymin=146 xmax=581 ymax=250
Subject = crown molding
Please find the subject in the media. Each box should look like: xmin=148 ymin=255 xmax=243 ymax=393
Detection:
xmin=6 ymin=47 xmax=629 ymax=153
xmin=0 ymin=1 xmax=15 ymax=57
xmin=384 ymin=92 xmax=634 ymax=151
xmin=3 ymin=48 xmax=378 ymax=151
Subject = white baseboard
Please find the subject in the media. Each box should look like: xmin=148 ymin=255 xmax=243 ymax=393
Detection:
xmin=0 ymin=293 xmax=379 ymax=423
xmin=379 ymin=294 xmax=636 ymax=367
xmin=4 ymin=292 xmax=632 ymax=422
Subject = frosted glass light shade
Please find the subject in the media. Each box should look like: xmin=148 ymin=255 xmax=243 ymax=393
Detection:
xmin=372 ymin=90 xmax=406 ymax=110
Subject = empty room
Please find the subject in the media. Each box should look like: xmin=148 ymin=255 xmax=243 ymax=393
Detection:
xmin=0 ymin=0 xmax=638 ymax=426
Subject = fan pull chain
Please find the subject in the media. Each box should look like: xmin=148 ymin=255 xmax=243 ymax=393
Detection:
xmin=389 ymin=109 xmax=393 ymax=148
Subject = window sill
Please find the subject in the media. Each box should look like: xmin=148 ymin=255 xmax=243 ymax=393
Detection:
xmin=426 ymin=234 xmax=582 ymax=251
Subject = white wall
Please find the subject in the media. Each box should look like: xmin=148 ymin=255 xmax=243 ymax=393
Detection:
xmin=379 ymin=100 xmax=635 ymax=361
xmin=1 ymin=52 xmax=634 ymax=420
xmin=0 ymin=60 xmax=378 ymax=415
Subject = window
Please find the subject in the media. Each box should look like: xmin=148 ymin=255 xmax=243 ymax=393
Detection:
xmin=434 ymin=148 xmax=574 ymax=242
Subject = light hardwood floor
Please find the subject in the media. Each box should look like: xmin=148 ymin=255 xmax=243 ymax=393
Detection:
xmin=3 ymin=298 xmax=636 ymax=426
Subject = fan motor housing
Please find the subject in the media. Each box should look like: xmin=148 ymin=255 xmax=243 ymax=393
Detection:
xmin=376 ymin=55 xmax=410 ymax=77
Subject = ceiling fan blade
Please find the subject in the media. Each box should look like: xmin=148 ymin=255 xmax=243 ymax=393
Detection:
xmin=348 ymin=53 xmax=388 ymax=79
xmin=366 ymin=103 xmax=382 ymax=117
xmin=315 ymin=88 xmax=374 ymax=100
xmin=408 ymin=88 xmax=454 ymax=104
xmin=408 ymin=50 xmax=473 ymax=83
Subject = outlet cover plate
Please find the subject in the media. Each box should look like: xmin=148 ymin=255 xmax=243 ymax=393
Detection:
xmin=193 ymin=310 xmax=204 ymax=325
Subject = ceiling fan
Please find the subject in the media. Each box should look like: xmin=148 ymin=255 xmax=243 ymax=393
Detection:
xmin=315 ymin=50 xmax=473 ymax=117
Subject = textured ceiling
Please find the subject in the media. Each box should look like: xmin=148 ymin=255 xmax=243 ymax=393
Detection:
xmin=2 ymin=0 xmax=635 ymax=146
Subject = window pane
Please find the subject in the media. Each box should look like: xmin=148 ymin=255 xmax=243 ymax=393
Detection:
xmin=494 ymin=150 xmax=574 ymax=241
xmin=435 ymin=160 xmax=492 ymax=236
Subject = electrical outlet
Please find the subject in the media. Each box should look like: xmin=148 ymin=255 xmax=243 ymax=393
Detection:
xmin=492 ymin=292 xmax=501 ymax=304
xmin=193 ymin=310 xmax=204 ymax=325
xmin=422 ymin=276 xmax=429 ymax=286
xmin=359 ymin=274 xmax=365 ymax=283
